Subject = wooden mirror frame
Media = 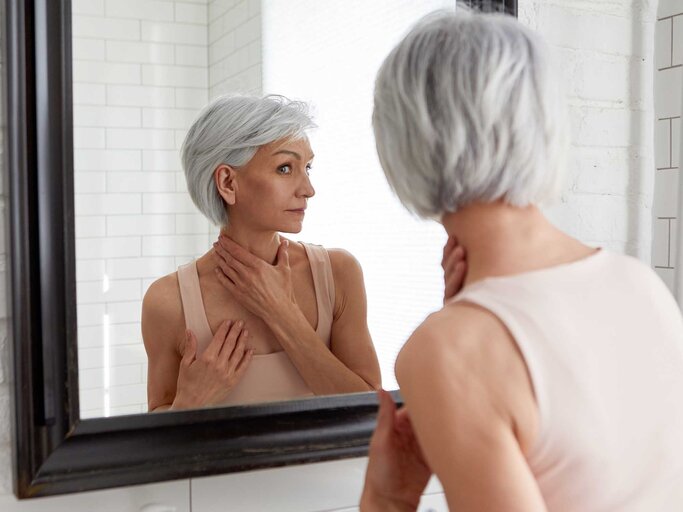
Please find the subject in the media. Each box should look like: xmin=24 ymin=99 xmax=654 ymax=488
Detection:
xmin=4 ymin=0 xmax=516 ymax=499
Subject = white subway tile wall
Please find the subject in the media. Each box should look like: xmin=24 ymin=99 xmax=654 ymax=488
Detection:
xmin=72 ymin=0 xmax=259 ymax=418
xmin=654 ymin=2 xmax=683 ymax=292
xmin=208 ymin=0 xmax=261 ymax=98
xmin=0 ymin=1 xmax=666 ymax=510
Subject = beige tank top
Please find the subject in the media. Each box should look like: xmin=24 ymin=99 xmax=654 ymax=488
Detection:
xmin=176 ymin=241 xmax=335 ymax=406
xmin=447 ymin=249 xmax=683 ymax=510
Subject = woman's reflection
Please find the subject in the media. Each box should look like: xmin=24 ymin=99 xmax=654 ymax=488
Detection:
xmin=141 ymin=95 xmax=381 ymax=411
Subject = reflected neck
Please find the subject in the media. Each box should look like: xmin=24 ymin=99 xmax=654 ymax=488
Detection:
xmin=217 ymin=224 xmax=283 ymax=266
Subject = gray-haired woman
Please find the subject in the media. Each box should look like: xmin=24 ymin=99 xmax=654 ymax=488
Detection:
xmin=141 ymin=95 xmax=386 ymax=410
xmin=361 ymin=8 xmax=683 ymax=512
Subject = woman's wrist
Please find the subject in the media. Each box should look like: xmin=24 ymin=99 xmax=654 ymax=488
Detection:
xmin=170 ymin=391 xmax=195 ymax=410
xmin=262 ymin=299 xmax=302 ymax=332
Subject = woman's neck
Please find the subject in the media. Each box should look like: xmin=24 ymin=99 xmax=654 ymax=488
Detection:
xmin=440 ymin=201 xmax=588 ymax=286
xmin=217 ymin=224 xmax=283 ymax=265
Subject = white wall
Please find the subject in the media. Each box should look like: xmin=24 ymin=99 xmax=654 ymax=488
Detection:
xmin=72 ymin=0 xmax=216 ymax=418
xmin=208 ymin=0 xmax=261 ymax=99
xmin=0 ymin=0 xmax=661 ymax=510
xmin=653 ymin=0 xmax=682 ymax=290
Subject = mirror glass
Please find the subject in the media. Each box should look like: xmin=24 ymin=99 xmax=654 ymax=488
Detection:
xmin=73 ymin=0 xmax=456 ymax=418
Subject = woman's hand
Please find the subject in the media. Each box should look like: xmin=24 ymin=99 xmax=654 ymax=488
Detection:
xmin=360 ymin=390 xmax=432 ymax=512
xmin=172 ymin=320 xmax=253 ymax=410
xmin=442 ymin=235 xmax=467 ymax=305
xmin=212 ymin=235 xmax=296 ymax=323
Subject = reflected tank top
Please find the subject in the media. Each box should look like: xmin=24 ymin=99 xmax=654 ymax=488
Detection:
xmin=177 ymin=241 xmax=335 ymax=406
xmin=447 ymin=249 xmax=683 ymax=511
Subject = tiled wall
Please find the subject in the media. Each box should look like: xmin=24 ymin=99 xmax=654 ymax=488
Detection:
xmin=208 ymin=0 xmax=261 ymax=99
xmin=653 ymin=0 xmax=682 ymax=291
xmin=523 ymin=0 xmax=657 ymax=263
xmin=0 ymin=0 xmax=662 ymax=510
xmin=73 ymin=0 xmax=264 ymax=418
xmin=72 ymin=0 xmax=217 ymax=418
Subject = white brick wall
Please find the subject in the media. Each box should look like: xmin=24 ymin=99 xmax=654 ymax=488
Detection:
xmin=653 ymin=0 xmax=683 ymax=291
xmin=0 ymin=0 xmax=664 ymax=509
xmin=72 ymin=0 xmax=264 ymax=418
xmin=72 ymin=0 xmax=216 ymax=418
xmin=208 ymin=0 xmax=262 ymax=99
xmin=524 ymin=1 xmax=657 ymax=262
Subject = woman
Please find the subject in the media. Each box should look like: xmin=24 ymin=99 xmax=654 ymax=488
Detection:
xmin=361 ymin=8 xmax=683 ymax=512
xmin=141 ymin=95 xmax=382 ymax=411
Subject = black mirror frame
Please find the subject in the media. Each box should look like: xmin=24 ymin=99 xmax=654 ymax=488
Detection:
xmin=5 ymin=0 xmax=516 ymax=499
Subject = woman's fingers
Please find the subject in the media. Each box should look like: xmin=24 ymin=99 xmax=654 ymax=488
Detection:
xmin=217 ymin=319 xmax=244 ymax=363
xmin=203 ymin=320 xmax=232 ymax=361
xmin=182 ymin=330 xmax=198 ymax=366
xmin=443 ymin=244 xmax=465 ymax=275
xmin=226 ymin=328 xmax=249 ymax=373
xmin=444 ymin=261 xmax=467 ymax=300
xmin=233 ymin=344 xmax=254 ymax=377
xmin=213 ymin=241 xmax=249 ymax=277
xmin=441 ymin=236 xmax=458 ymax=268
xmin=375 ymin=389 xmax=397 ymax=436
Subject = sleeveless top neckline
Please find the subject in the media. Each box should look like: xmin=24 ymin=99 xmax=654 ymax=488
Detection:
xmin=177 ymin=241 xmax=335 ymax=357
xmin=175 ymin=241 xmax=336 ymax=405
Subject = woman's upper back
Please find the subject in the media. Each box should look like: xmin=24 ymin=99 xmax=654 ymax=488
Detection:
xmin=448 ymin=249 xmax=683 ymax=510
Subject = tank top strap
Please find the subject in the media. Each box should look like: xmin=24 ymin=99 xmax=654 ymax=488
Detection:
xmin=176 ymin=260 xmax=214 ymax=354
xmin=300 ymin=242 xmax=335 ymax=346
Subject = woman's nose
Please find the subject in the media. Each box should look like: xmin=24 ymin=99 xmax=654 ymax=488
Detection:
xmin=299 ymin=174 xmax=315 ymax=198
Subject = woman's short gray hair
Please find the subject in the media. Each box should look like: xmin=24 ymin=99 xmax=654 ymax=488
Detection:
xmin=372 ymin=8 xmax=568 ymax=220
xmin=181 ymin=94 xmax=316 ymax=226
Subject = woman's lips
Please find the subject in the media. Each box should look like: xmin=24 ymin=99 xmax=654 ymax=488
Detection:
xmin=287 ymin=209 xmax=305 ymax=213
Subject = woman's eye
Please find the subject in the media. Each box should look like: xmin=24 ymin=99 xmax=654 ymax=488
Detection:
xmin=277 ymin=165 xmax=292 ymax=175
xmin=306 ymin=164 xmax=313 ymax=175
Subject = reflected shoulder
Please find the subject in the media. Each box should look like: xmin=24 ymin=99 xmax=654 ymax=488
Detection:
xmin=326 ymin=247 xmax=363 ymax=279
xmin=141 ymin=272 xmax=185 ymax=351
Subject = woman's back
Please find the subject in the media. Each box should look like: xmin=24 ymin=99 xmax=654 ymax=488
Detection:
xmin=448 ymin=249 xmax=683 ymax=510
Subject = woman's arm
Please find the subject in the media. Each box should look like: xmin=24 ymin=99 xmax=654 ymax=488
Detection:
xmin=393 ymin=304 xmax=546 ymax=512
xmin=264 ymin=249 xmax=380 ymax=394
xmin=141 ymin=276 xmax=184 ymax=412
xmin=213 ymin=237 xmax=380 ymax=395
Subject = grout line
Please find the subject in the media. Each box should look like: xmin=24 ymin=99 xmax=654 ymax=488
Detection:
xmin=655 ymin=266 xmax=675 ymax=269
xmin=668 ymin=219 xmax=672 ymax=267
xmin=672 ymin=16 xmax=674 ymax=68
xmin=671 ymin=118 xmax=673 ymax=168
xmin=656 ymin=167 xmax=679 ymax=171
xmin=658 ymin=64 xmax=683 ymax=71
xmin=658 ymin=116 xmax=682 ymax=121
xmin=657 ymin=13 xmax=683 ymax=21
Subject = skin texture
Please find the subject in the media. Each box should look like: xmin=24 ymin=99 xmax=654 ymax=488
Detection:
xmin=361 ymin=200 xmax=598 ymax=511
xmin=141 ymin=137 xmax=381 ymax=411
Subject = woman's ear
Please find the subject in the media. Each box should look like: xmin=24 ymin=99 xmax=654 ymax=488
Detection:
xmin=214 ymin=164 xmax=238 ymax=206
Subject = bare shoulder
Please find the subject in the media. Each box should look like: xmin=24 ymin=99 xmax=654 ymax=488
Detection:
xmin=326 ymin=247 xmax=363 ymax=279
xmin=141 ymin=271 xmax=185 ymax=356
xmin=395 ymin=302 xmax=538 ymax=452
xmin=325 ymin=248 xmax=365 ymax=318
xmin=396 ymin=302 xmax=508 ymax=371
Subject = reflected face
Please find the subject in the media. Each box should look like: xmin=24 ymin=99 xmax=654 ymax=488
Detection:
xmin=218 ymin=137 xmax=316 ymax=232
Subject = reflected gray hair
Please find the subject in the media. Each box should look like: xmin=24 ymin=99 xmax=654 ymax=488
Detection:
xmin=181 ymin=94 xmax=316 ymax=226
xmin=372 ymin=8 xmax=568 ymax=220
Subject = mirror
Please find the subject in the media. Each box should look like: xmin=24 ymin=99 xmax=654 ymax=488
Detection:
xmin=72 ymin=0 xmax=463 ymax=418
xmin=7 ymin=0 xmax=517 ymax=498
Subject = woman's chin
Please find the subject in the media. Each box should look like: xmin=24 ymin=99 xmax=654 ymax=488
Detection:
xmin=277 ymin=222 xmax=304 ymax=234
